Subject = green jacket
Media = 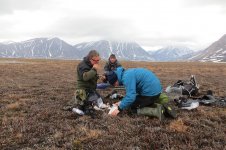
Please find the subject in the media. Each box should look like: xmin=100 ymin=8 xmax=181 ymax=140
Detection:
xmin=76 ymin=57 xmax=98 ymax=90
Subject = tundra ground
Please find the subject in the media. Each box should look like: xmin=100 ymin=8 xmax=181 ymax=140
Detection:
xmin=0 ymin=59 xmax=226 ymax=149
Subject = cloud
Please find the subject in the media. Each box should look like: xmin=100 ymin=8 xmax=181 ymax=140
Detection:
xmin=0 ymin=0 xmax=52 ymax=14
xmin=184 ymin=0 xmax=226 ymax=6
xmin=183 ymin=0 xmax=226 ymax=14
xmin=45 ymin=16 xmax=138 ymax=43
xmin=136 ymin=35 xmax=199 ymax=50
xmin=1 ymin=0 xmax=226 ymax=50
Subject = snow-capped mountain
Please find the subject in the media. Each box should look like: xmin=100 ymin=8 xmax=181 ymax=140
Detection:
xmin=0 ymin=38 xmax=154 ymax=60
xmin=190 ymin=34 xmax=226 ymax=62
xmin=74 ymin=40 xmax=154 ymax=61
xmin=1 ymin=35 xmax=226 ymax=62
xmin=149 ymin=46 xmax=194 ymax=61
xmin=0 ymin=38 xmax=81 ymax=59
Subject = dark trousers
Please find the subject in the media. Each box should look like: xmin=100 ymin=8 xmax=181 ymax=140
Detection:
xmin=130 ymin=94 xmax=160 ymax=109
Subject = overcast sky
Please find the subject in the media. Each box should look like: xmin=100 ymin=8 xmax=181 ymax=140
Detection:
xmin=0 ymin=0 xmax=226 ymax=50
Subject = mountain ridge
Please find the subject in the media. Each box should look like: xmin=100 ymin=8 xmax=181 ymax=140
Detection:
xmin=190 ymin=34 xmax=226 ymax=62
xmin=0 ymin=38 xmax=154 ymax=61
xmin=1 ymin=35 xmax=226 ymax=62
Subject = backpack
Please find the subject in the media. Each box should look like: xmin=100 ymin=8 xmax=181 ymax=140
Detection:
xmin=172 ymin=75 xmax=199 ymax=97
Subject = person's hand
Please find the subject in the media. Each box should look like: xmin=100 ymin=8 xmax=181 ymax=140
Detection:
xmin=108 ymin=105 xmax=120 ymax=116
xmin=99 ymin=75 xmax=106 ymax=81
xmin=92 ymin=64 xmax=100 ymax=72
xmin=110 ymin=108 xmax=120 ymax=116
xmin=114 ymin=101 xmax=121 ymax=106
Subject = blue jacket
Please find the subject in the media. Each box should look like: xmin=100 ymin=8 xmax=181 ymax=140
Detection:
xmin=115 ymin=67 xmax=162 ymax=110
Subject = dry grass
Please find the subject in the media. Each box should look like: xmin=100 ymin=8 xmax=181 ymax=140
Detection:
xmin=5 ymin=102 xmax=20 ymax=110
xmin=78 ymin=126 xmax=102 ymax=141
xmin=169 ymin=118 xmax=188 ymax=133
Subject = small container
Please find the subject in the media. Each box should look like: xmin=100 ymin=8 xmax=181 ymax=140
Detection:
xmin=72 ymin=108 xmax=85 ymax=115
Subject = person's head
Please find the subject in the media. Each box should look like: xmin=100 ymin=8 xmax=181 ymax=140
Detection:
xmin=87 ymin=50 xmax=100 ymax=65
xmin=106 ymin=71 xmax=118 ymax=86
xmin=109 ymin=54 xmax=117 ymax=63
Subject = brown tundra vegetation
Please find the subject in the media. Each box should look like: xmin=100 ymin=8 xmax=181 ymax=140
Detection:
xmin=0 ymin=58 xmax=226 ymax=149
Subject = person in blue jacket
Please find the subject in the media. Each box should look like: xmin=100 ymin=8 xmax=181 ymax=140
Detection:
xmin=107 ymin=67 xmax=175 ymax=120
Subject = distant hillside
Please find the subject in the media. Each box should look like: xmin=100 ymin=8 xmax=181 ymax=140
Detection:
xmin=190 ymin=34 xmax=226 ymax=62
xmin=0 ymin=38 xmax=81 ymax=59
xmin=149 ymin=46 xmax=194 ymax=61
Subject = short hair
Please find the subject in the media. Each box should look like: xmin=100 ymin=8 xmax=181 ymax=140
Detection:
xmin=109 ymin=54 xmax=116 ymax=59
xmin=87 ymin=50 xmax=100 ymax=59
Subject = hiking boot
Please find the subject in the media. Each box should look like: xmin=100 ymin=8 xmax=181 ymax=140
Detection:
xmin=162 ymin=103 xmax=177 ymax=118
xmin=137 ymin=104 xmax=165 ymax=121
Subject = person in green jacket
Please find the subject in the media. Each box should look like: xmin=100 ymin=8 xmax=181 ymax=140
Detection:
xmin=64 ymin=50 xmax=106 ymax=115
